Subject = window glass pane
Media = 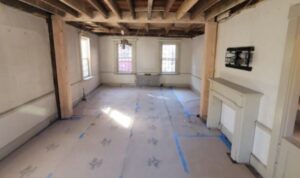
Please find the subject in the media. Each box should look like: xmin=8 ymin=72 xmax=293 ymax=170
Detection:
xmin=162 ymin=44 xmax=176 ymax=73
xmin=80 ymin=36 xmax=91 ymax=78
xmin=118 ymin=44 xmax=132 ymax=73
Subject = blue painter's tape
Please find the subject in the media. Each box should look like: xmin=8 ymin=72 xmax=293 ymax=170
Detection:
xmin=135 ymin=103 xmax=140 ymax=113
xmin=171 ymin=88 xmax=196 ymax=120
xmin=173 ymin=133 xmax=190 ymax=174
xmin=219 ymin=133 xmax=232 ymax=150
xmin=46 ymin=173 xmax=53 ymax=178
xmin=79 ymin=132 xmax=85 ymax=139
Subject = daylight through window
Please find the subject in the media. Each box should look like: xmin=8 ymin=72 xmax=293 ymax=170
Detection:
xmin=162 ymin=44 xmax=177 ymax=73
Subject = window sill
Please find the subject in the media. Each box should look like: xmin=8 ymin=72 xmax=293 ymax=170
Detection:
xmin=83 ymin=76 xmax=94 ymax=81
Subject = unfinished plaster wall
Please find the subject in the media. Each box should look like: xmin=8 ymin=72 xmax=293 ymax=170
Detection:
xmin=215 ymin=0 xmax=300 ymax=176
xmin=191 ymin=35 xmax=204 ymax=94
xmin=0 ymin=4 xmax=57 ymax=159
xmin=98 ymin=36 xmax=192 ymax=87
xmin=64 ymin=25 xmax=101 ymax=104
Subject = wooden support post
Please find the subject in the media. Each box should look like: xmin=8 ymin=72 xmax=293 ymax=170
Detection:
xmin=200 ymin=21 xmax=218 ymax=119
xmin=51 ymin=15 xmax=73 ymax=118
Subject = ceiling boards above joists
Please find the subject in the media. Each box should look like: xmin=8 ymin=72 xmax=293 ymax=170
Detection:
xmin=59 ymin=0 xmax=94 ymax=18
xmin=103 ymin=0 xmax=122 ymax=18
xmin=41 ymin=0 xmax=80 ymax=17
xmin=86 ymin=0 xmax=108 ymax=18
xmin=12 ymin=0 xmax=262 ymax=38
xmin=176 ymin=0 xmax=199 ymax=19
xmin=127 ymin=0 xmax=136 ymax=19
xmin=20 ymin=0 xmax=66 ymax=16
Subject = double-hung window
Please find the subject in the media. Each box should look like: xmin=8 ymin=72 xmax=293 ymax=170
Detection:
xmin=80 ymin=36 xmax=92 ymax=79
xmin=117 ymin=43 xmax=133 ymax=73
xmin=161 ymin=43 xmax=178 ymax=74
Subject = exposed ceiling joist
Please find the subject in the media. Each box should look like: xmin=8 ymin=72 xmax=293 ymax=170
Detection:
xmin=21 ymin=0 xmax=65 ymax=16
xmin=127 ymin=0 xmax=136 ymax=19
xmin=191 ymin=0 xmax=221 ymax=19
xmin=118 ymin=23 xmax=130 ymax=34
xmin=41 ymin=0 xmax=80 ymax=17
xmin=103 ymin=0 xmax=121 ymax=18
xmin=86 ymin=0 xmax=108 ymax=18
xmin=165 ymin=24 xmax=173 ymax=34
xmin=91 ymin=22 xmax=110 ymax=31
xmin=145 ymin=23 xmax=150 ymax=32
xmin=11 ymin=0 xmax=261 ymax=38
xmin=164 ymin=0 xmax=176 ymax=18
xmin=205 ymin=0 xmax=247 ymax=20
xmin=59 ymin=0 xmax=93 ymax=18
xmin=176 ymin=0 xmax=199 ymax=19
xmin=147 ymin=0 xmax=154 ymax=19
xmin=64 ymin=12 xmax=205 ymax=24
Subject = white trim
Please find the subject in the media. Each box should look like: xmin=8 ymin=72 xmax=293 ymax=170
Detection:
xmin=79 ymin=35 xmax=92 ymax=80
xmin=113 ymin=39 xmax=137 ymax=74
xmin=160 ymin=41 xmax=181 ymax=74
xmin=267 ymin=3 xmax=300 ymax=178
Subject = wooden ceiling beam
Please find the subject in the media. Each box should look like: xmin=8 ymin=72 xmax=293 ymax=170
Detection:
xmin=185 ymin=24 xmax=196 ymax=33
xmin=164 ymin=0 xmax=176 ymax=18
xmin=118 ymin=23 xmax=130 ymax=34
xmin=191 ymin=0 xmax=221 ymax=19
xmin=177 ymin=0 xmax=199 ymax=19
xmin=145 ymin=23 xmax=150 ymax=32
xmin=64 ymin=11 xmax=205 ymax=24
xmin=20 ymin=0 xmax=65 ymax=16
xmin=86 ymin=22 xmax=110 ymax=31
xmin=165 ymin=24 xmax=173 ymax=34
xmin=59 ymin=0 xmax=93 ymax=18
xmin=86 ymin=0 xmax=108 ymax=18
xmin=103 ymin=0 xmax=121 ymax=18
xmin=41 ymin=0 xmax=80 ymax=17
xmin=205 ymin=0 xmax=247 ymax=20
xmin=127 ymin=0 xmax=136 ymax=19
xmin=147 ymin=0 xmax=154 ymax=19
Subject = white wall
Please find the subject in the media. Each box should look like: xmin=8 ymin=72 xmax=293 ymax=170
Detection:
xmin=191 ymin=35 xmax=204 ymax=94
xmin=98 ymin=36 xmax=193 ymax=87
xmin=64 ymin=25 xmax=101 ymax=104
xmin=0 ymin=4 xmax=57 ymax=159
xmin=215 ymin=0 xmax=300 ymax=175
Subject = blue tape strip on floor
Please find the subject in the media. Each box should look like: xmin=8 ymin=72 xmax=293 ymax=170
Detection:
xmin=219 ymin=133 xmax=232 ymax=150
xmin=46 ymin=173 xmax=53 ymax=178
xmin=171 ymin=88 xmax=196 ymax=120
xmin=79 ymin=132 xmax=85 ymax=139
xmin=173 ymin=133 xmax=190 ymax=174
xmin=135 ymin=103 xmax=140 ymax=113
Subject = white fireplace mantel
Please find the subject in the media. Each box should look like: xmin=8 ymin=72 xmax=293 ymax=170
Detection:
xmin=207 ymin=78 xmax=262 ymax=163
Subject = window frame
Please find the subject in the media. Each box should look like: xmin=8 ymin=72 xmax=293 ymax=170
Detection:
xmin=114 ymin=39 xmax=136 ymax=74
xmin=79 ymin=35 xmax=92 ymax=80
xmin=160 ymin=41 xmax=180 ymax=75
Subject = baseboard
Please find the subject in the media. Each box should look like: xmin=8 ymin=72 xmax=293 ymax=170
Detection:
xmin=72 ymin=83 xmax=103 ymax=107
xmin=190 ymin=85 xmax=200 ymax=96
xmin=161 ymin=83 xmax=190 ymax=88
xmin=101 ymin=82 xmax=136 ymax=87
xmin=0 ymin=114 xmax=57 ymax=161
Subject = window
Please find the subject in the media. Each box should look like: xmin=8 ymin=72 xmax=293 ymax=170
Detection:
xmin=161 ymin=44 xmax=177 ymax=73
xmin=117 ymin=44 xmax=133 ymax=73
xmin=80 ymin=36 xmax=91 ymax=79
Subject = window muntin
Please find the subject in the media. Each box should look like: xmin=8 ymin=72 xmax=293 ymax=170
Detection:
xmin=80 ymin=36 xmax=91 ymax=79
xmin=162 ymin=44 xmax=177 ymax=73
xmin=118 ymin=44 xmax=133 ymax=73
